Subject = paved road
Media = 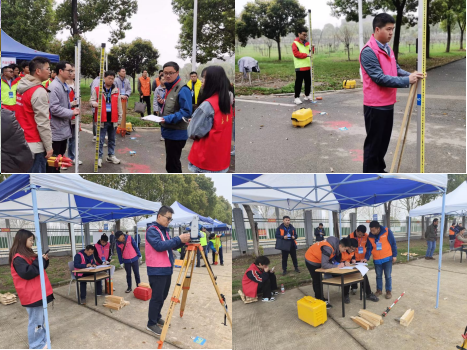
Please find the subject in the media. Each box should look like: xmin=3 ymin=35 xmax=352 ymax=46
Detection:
xmin=236 ymin=58 xmax=466 ymax=173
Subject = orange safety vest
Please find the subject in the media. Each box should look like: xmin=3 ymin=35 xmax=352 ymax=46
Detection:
xmin=349 ymin=231 xmax=368 ymax=261
xmin=139 ymin=76 xmax=151 ymax=96
xmin=305 ymin=240 xmax=335 ymax=264
xmin=368 ymin=227 xmax=392 ymax=262
xmin=340 ymin=250 xmax=353 ymax=262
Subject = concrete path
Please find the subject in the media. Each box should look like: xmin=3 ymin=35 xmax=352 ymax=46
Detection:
xmin=0 ymin=249 xmax=232 ymax=349
xmin=236 ymin=58 xmax=466 ymax=173
xmin=233 ymin=250 xmax=467 ymax=350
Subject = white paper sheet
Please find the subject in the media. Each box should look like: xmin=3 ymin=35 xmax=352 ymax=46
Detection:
xmin=355 ymin=262 xmax=368 ymax=266
xmin=355 ymin=264 xmax=369 ymax=277
xmin=142 ymin=115 xmax=164 ymax=122
xmin=340 ymin=266 xmax=356 ymax=270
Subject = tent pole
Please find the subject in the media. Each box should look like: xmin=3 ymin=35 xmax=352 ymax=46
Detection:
xmin=338 ymin=211 xmax=342 ymax=239
xmin=71 ymin=223 xmax=76 ymax=257
xmin=435 ymin=189 xmax=447 ymax=309
xmin=407 ymin=216 xmax=411 ymax=262
xmin=31 ymin=185 xmax=52 ymax=349
xmin=81 ymin=223 xmax=84 ymax=249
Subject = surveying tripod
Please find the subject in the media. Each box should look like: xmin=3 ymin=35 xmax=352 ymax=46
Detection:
xmin=157 ymin=243 xmax=232 ymax=349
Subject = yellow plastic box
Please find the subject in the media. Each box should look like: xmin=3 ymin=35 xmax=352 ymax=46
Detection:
xmin=343 ymin=80 xmax=356 ymax=89
xmin=126 ymin=122 xmax=133 ymax=132
xmin=291 ymin=108 xmax=313 ymax=128
xmin=297 ymin=296 xmax=327 ymax=327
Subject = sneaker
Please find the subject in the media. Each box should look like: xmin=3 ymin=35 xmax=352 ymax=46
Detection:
xmin=282 ymin=270 xmax=287 ymax=276
xmin=72 ymin=160 xmax=83 ymax=165
xmin=430 ymin=257 xmax=436 ymax=260
xmin=367 ymin=293 xmax=379 ymax=302
xmin=125 ymin=288 xmax=132 ymax=293
xmin=304 ymin=95 xmax=312 ymax=101
xmin=160 ymin=137 xmax=164 ymax=141
xmin=351 ymin=289 xmax=357 ymax=295
xmin=262 ymin=297 xmax=275 ymax=302
xmin=113 ymin=287 xmax=115 ymax=291
xmin=93 ymin=136 xmax=96 ymax=142
xmin=146 ymin=324 xmax=162 ymax=336
xmin=96 ymin=294 xmax=104 ymax=297
xmin=157 ymin=318 xmax=167 ymax=327
xmin=344 ymin=295 xmax=350 ymax=304
xmin=61 ymin=166 xmax=68 ymax=170
xmin=325 ymin=301 xmax=333 ymax=309
xmin=221 ymin=263 xmax=224 ymax=266
xmin=272 ymin=291 xmax=279 ymax=296
xmin=231 ymin=150 xmax=235 ymax=156
xmin=295 ymin=268 xmax=301 ymax=273
xmin=80 ymin=299 xmax=86 ymax=305
xmin=385 ymin=291 xmax=392 ymax=299
xmin=425 ymin=256 xmax=430 ymax=260
xmin=375 ymin=290 xmax=382 ymax=297
xmin=106 ymin=155 xmax=121 ymax=164
xmin=294 ymin=97 xmax=303 ymax=105
xmin=98 ymin=158 xmax=102 ymax=168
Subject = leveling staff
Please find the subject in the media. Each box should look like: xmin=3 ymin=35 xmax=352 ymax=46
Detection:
xmin=360 ymin=13 xmax=425 ymax=173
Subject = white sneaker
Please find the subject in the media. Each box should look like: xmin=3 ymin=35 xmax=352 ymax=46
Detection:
xmin=104 ymin=143 xmax=108 ymax=147
xmin=98 ymin=159 xmax=102 ymax=168
xmin=262 ymin=297 xmax=275 ymax=302
xmin=294 ymin=97 xmax=303 ymax=105
xmin=160 ymin=137 xmax=164 ymax=141
xmin=106 ymin=155 xmax=121 ymax=164
xmin=72 ymin=160 xmax=83 ymax=165
xmin=304 ymin=95 xmax=312 ymax=101
xmin=93 ymin=136 xmax=96 ymax=142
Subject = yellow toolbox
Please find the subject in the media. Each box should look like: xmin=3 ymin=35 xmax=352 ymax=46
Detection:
xmin=297 ymin=296 xmax=327 ymax=327
xmin=291 ymin=108 xmax=313 ymax=128
xmin=126 ymin=122 xmax=133 ymax=132
xmin=343 ymin=79 xmax=356 ymax=89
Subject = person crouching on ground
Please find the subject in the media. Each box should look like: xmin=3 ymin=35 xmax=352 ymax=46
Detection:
xmin=115 ymin=230 xmax=141 ymax=293
xmin=74 ymin=245 xmax=100 ymax=305
xmin=9 ymin=230 xmax=54 ymax=349
xmin=242 ymin=256 xmax=279 ymax=302
xmin=94 ymin=233 xmax=115 ymax=291
xmin=90 ymin=70 xmax=123 ymax=168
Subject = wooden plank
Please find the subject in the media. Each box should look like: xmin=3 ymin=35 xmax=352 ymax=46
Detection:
xmin=105 ymin=295 xmax=124 ymax=304
xmin=103 ymin=302 xmax=121 ymax=310
xmin=138 ymin=282 xmax=151 ymax=289
xmin=358 ymin=309 xmax=383 ymax=326
xmin=400 ymin=309 xmax=415 ymax=327
xmin=350 ymin=316 xmax=373 ymax=330
xmin=123 ymin=300 xmax=130 ymax=306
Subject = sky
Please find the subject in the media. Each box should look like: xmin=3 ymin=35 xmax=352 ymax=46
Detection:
xmin=206 ymin=175 xmax=232 ymax=205
xmin=55 ymin=0 xmax=191 ymax=67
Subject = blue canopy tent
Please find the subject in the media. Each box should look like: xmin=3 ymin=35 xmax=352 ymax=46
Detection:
xmin=0 ymin=174 xmax=161 ymax=349
xmin=1 ymin=30 xmax=60 ymax=62
xmin=203 ymin=219 xmax=230 ymax=232
xmin=233 ymin=174 xmax=449 ymax=309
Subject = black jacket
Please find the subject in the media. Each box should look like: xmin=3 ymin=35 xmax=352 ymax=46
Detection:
xmin=1 ymin=108 xmax=34 ymax=173
xmin=314 ymin=227 xmax=325 ymax=241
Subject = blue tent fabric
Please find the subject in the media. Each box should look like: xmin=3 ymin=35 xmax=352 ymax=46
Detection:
xmin=176 ymin=201 xmax=212 ymax=223
xmin=1 ymin=30 xmax=60 ymax=62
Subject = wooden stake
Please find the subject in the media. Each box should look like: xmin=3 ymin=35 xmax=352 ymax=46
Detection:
xmin=400 ymin=309 xmax=415 ymax=327
xmin=351 ymin=316 xmax=374 ymax=330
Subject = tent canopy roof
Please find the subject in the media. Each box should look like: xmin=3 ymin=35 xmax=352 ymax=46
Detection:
xmin=0 ymin=174 xmax=160 ymax=223
xmin=233 ymin=174 xmax=447 ymax=212
xmin=409 ymin=181 xmax=467 ymax=217
xmin=1 ymin=30 xmax=60 ymax=62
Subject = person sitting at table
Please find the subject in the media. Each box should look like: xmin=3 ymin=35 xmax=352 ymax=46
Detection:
xmin=337 ymin=238 xmax=379 ymax=304
xmin=304 ymin=236 xmax=352 ymax=309
xmin=454 ymin=227 xmax=467 ymax=253
xmin=93 ymin=233 xmax=115 ymax=291
xmin=242 ymin=255 xmax=279 ymax=302
xmin=115 ymin=230 xmax=141 ymax=293
xmin=74 ymin=245 xmax=101 ymax=305
xmin=449 ymin=222 xmax=457 ymax=251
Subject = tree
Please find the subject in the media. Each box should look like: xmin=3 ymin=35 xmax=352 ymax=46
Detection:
xmin=456 ymin=0 xmax=466 ymax=49
xmin=172 ymin=0 xmax=235 ymax=64
xmin=2 ymin=0 xmax=58 ymax=52
xmin=236 ymin=0 xmax=307 ymax=61
xmin=384 ymin=201 xmax=392 ymax=230
xmin=55 ymin=0 xmax=138 ymax=44
xmin=327 ymin=0 xmax=418 ymax=60
xmin=243 ymin=205 xmax=260 ymax=256
xmin=336 ymin=24 xmax=356 ymax=61
xmin=433 ymin=0 xmax=464 ymax=52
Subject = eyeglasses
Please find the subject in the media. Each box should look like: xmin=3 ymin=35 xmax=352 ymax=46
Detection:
xmin=161 ymin=214 xmax=173 ymax=222
xmin=63 ymin=69 xmax=73 ymax=73
xmin=163 ymin=71 xmax=178 ymax=77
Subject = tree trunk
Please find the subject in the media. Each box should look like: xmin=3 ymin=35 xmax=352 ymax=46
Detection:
xmin=276 ymin=36 xmax=282 ymax=61
xmin=72 ymin=0 xmax=78 ymax=39
xmin=133 ymin=73 xmax=136 ymax=94
xmin=68 ymin=223 xmax=73 ymax=256
xmin=332 ymin=211 xmax=339 ymax=237
xmin=384 ymin=201 xmax=392 ymax=230
xmin=443 ymin=214 xmax=449 ymax=237
xmin=446 ymin=24 xmax=451 ymax=52
xmin=421 ymin=215 xmax=425 ymax=240
xmin=244 ymin=205 xmax=259 ymax=256
xmin=268 ymin=46 xmax=271 ymax=58
xmin=116 ymin=219 xmax=121 ymax=231
xmin=393 ymin=6 xmax=404 ymax=60
xmin=347 ymin=44 xmax=350 ymax=61
xmin=458 ymin=20 xmax=465 ymax=50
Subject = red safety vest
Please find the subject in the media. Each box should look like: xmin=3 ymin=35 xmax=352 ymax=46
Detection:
xmin=454 ymin=236 xmax=464 ymax=248
xmin=305 ymin=241 xmax=335 ymax=264
xmin=10 ymin=253 xmax=53 ymax=306
xmin=118 ymin=235 xmax=138 ymax=261
xmin=242 ymin=263 xmax=263 ymax=298
xmin=15 ymin=85 xmax=49 ymax=143
xmin=188 ymin=94 xmax=233 ymax=171
xmin=93 ymin=86 xmax=119 ymax=123
xmin=349 ymin=231 xmax=368 ymax=261
xmin=96 ymin=242 xmax=110 ymax=262
xmin=145 ymin=226 xmax=172 ymax=267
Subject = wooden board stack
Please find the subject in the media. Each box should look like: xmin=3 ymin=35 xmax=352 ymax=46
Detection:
xmin=0 ymin=293 xmax=17 ymax=305
xmin=138 ymin=282 xmax=151 ymax=289
xmin=351 ymin=310 xmax=384 ymax=330
xmin=400 ymin=309 xmax=415 ymax=327
xmin=238 ymin=289 xmax=258 ymax=304
xmin=103 ymin=295 xmax=130 ymax=310
xmin=401 ymin=252 xmax=418 ymax=257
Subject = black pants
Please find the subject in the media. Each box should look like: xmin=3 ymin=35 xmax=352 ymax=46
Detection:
xmin=46 ymin=140 xmax=68 ymax=173
xmin=282 ymin=247 xmax=298 ymax=271
xmin=164 ymin=139 xmax=187 ymax=173
xmin=80 ymin=276 xmax=102 ymax=300
xmin=124 ymin=259 xmax=141 ymax=289
xmin=306 ymin=261 xmax=324 ymax=301
xmin=363 ymin=106 xmax=394 ymax=173
xmin=294 ymin=70 xmax=311 ymax=98
xmin=140 ymin=95 xmax=151 ymax=117
xmin=351 ymin=274 xmax=372 ymax=295
xmin=258 ymin=272 xmax=278 ymax=299
xmin=147 ymin=274 xmax=172 ymax=327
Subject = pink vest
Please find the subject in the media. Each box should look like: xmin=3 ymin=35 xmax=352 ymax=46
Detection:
xmin=120 ymin=235 xmax=137 ymax=260
xmin=359 ymin=34 xmax=397 ymax=107
xmin=145 ymin=226 xmax=172 ymax=268
xmin=75 ymin=252 xmax=86 ymax=277
xmin=96 ymin=242 xmax=110 ymax=262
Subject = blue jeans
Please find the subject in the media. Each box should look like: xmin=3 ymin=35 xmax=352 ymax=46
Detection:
xmin=426 ymin=240 xmax=436 ymax=257
xmin=29 ymin=152 xmax=47 ymax=173
xmin=98 ymin=122 xmax=116 ymax=159
xmin=25 ymin=306 xmax=47 ymax=349
xmin=68 ymin=124 xmax=77 ymax=160
xmin=124 ymin=259 xmax=141 ymax=289
xmin=374 ymin=260 xmax=392 ymax=292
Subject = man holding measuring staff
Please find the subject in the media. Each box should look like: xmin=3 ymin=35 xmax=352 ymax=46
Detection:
xmin=359 ymin=13 xmax=426 ymax=173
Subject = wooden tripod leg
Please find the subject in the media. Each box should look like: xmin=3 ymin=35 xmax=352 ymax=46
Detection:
xmin=180 ymin=248 xmax=196 ymax=317
xmin=200 ymin=248 xmax=232 ymax=328
xmin=158 ymin=249 xmax=193 ymax=349
xmin=396 ymin=80 xmax=419 ymax=172
xmin=390 ymin=83 xmax=416 ymax=173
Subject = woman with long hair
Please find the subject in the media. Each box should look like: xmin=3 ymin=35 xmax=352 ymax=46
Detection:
xmin=187 ymin=66 xmax=233 ymax=173
xmin=9 ymin=229 xmax=54 ymax=349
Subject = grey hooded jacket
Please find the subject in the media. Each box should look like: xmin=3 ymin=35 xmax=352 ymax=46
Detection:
xmin=48 ymin=77 xmax=73 ymax=141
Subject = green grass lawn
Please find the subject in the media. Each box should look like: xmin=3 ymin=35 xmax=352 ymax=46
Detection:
xmin=235 ymin=42 xmax=466 ymax=95
xmin=232 ymin=238 xmax=451 ymax=299
xmin=0 ymin=247 xmax=145 ymax=294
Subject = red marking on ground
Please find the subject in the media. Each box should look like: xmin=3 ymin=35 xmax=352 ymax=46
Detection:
xmin=125 ymin=163 xmax=151 ymax=173
xmin=117 ymin=147 xmax=133 ymax=154
xmin=312 ymin=110 xmax=321 ymax=115
xmin=349 ymin=149 xmax=364 ymax=163
xmin=322 ymin=121 xmax=353 ymax=129
xmin=134 ymin=134 xmax=142 ymax=137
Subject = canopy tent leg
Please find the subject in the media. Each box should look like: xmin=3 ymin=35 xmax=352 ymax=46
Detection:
xmin=81 ymin=224 xmax=84 ymax=249
xmin=407 ymin=217 xmax=411 ymax=262
xmin=31 ymin=185 xmax=52 ymax=349
xmin=435 ymin=189 xmax=447 ymax=309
